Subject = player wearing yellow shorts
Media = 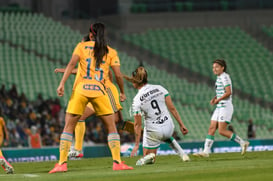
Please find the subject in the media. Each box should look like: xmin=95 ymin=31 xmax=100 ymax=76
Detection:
xmin=54 ymin=69 xmax=126 ymax=158
xmin=49 ymin=23 xmax=133 ymax=173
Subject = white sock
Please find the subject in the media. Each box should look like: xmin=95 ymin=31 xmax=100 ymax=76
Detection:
xmin=169 ymin=138 xmax=185 ymax=156
xmin=230 ymin=133 xmax=245 ymax=145
xmin=204 ymin=138 xmax=214 ymax=153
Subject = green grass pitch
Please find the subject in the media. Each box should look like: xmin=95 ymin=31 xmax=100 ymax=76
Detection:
xmin=0 ymin=151 xmax=272 ymax=181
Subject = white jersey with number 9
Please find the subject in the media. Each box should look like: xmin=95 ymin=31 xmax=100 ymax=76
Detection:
xmin=132 ymin=84 xmax=174 ymax=132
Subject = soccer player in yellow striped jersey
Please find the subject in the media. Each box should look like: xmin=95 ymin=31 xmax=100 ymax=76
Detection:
xmin=54 ymin=36 xmax=125 ymax=158
xmin=193 ymin=59 xmax=249 ymax=158
xmin=49 ymin=23 xmax=133 ymax=173
xmin=54 ymin=69 xmax=125 ymax=158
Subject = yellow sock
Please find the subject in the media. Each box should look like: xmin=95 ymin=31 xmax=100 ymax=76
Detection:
xmin=74 ymin=120 xmax=86 ymax=151
xmin=59 ymin=132 xmax=73 ymax=165
xmin=107 ymin=133 xmax=121 ymax=163
xmin=0 ymin=149 xmax=3 ymax=157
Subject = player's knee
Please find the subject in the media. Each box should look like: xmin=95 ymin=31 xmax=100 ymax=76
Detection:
xmin=218 ymin=128 xmax=226 ymax=136
xmin=208 ymin=126 xmax=216 ymax=134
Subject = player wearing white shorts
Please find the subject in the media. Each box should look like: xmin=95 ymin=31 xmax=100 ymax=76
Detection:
xmin=124 ymin=66 xmax=190 ymax=166
xmin=194 ymin=59 xmax=249 ymax=158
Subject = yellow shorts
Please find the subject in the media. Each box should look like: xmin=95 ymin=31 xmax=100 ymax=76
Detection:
xmin=66 ymin=91 xmax=114 ymax=116
xmin=105 ymin=81 xmax=122 ymax=112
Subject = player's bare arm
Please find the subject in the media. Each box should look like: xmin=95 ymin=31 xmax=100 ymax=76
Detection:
xmin=111 ymin=65 xmax=126 ymax=102
xmin=165 ymin=95 xmax=188 ymax=135
xmin=57 ymin=55 xmax=79 ymax=97
xmin=55 ymin=68 xmax=78 ymax=74
xmin=130 ymin=114 xmax=142 ymax=157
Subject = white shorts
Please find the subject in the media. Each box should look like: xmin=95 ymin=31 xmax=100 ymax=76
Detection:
xmin=211 ymin=102 xmax=233 ymax=124
xmin=143 ymin=122 xmax=174 ymax=149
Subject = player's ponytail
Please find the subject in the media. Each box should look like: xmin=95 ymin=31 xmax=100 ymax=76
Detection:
xmin=123 ymin=66 xmax=148 ymax=86
xmin=90 ymin=23 xmax=108 ymax=69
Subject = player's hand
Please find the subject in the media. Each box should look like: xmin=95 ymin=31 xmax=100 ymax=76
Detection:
xmin=57 ymin=84 xmax=65 ymax=97
xmin=54 ymin=68 xmax=61 ymax=73
xmin=130 ymin=144 xmax=139 ymax=157
xmin=180 ymin=126 xmax=188 ymax=135
xmin=213 ymin=99 xmax=220 ymax=105
xmin=120 ymin=93 xmax=126 ymax=102
xmin=210 ymin=97 xmax=217 ymax=105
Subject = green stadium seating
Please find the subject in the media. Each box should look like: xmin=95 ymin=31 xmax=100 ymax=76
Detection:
xmin=0 ymin=12 xmax=82 ymax=64
xmin=123 ymin=26 xmax=273 ymax=103
xmin=118 ymin=52 xmax=273 ymax=140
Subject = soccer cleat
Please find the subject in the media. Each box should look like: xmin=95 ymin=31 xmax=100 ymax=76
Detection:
xmin=113 ymin=161 xmax=133 ymax=170
xmin=241 ymin=141 xmax=250 ymax=155
xmin=136 ymin=153 xmax=155 ymax=166
xmin=180 ymin=154 xmax=190 ymax=162
xmin=193 ymin=151 xmax=210 ymax=158
xmin=68 ymin=150 xmax=83 ymax=158
xmin=0 ymin=157 xmax=14 ymax=174
xmin=48 ymin=163 xmax=67 ymax=174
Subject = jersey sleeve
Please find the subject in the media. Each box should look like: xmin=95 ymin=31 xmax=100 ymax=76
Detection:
xmin=159 ymin=85 xmax=169 ymax=97
xmin=222 ymin=74 xmax=231 ymax=87
xmin=72 ymin=43 xmax=83 ymax=58
xmin=109 ymin=50 xmax=120 ymax=66
xmin=132 ymin=96 xmax=141 ymax=115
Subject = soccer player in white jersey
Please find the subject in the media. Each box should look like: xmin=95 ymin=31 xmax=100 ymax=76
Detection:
xmin=123 ymin=66 xmax=190 ymax=166
xmin=194 ymin=59 xmax=249 ymax=157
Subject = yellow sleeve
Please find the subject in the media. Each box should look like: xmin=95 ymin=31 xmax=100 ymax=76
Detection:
xmin=72 ymin=43 xmax=83 ymax=58
xmin=109 ymin=49 xmax=120 ymax=66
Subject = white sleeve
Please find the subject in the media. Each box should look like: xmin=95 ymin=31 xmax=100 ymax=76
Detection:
xmin=159 ymin=85 xmax=169 ymax=97
xmin=222 ymin=74 xmax=231 ymax=88
xmin=132 ymin=96 xmax=141 ymax=115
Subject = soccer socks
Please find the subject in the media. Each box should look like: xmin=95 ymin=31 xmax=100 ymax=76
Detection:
xmin=0 ymin=150 xmax=3 ymax=157
xmin=204 ymin=135 xmax=214 ymax=153
xmin=167 ymin=137 xmax=185 ymax=156
xmin=230 ymin=133 xmax=245 ymax=145
xmin=107 ymin=133 xmax=121 ymax=163
xmin=59 ymin=132 xmax=73 ymax=165
xmin=74 ymin=120 xmax=86 ymax=151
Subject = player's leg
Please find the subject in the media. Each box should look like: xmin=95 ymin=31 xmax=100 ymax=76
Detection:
xmin=136 ymin=129 xmax=159 ymax=166
xmin=49 ymin=92 xmax=87 ymax=174
xmin=194 ymin=108 xmax=219 ymax=157
xmin=0 ymin=149 xmax=14 ymax=174
xmin=70 ymin=104 xmax=95 ymax=158
xmin=136 ymin=148 xmax=157 ymax=166
xmin=194 ymin=120 xmax=217 ymax=157
xmin=218 ymin=104 xmax=249 ymax=155
xmin=165 ymin=137 xmax=190 ymax=162
xmin=106 ymin=84 xmax=123 ymax=125
xmin=93 ymin=95 xmax=133 ymax=170
xmin=163 ymin=122 xmax=190 ymax=161
xmin=193 ymin=115 xmax=218 ymax=158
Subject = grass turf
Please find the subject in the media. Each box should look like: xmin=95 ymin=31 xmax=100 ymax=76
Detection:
xmin=0 ymin=151 xmax=272 ymax=181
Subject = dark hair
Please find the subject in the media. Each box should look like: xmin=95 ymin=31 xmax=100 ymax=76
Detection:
xmin=123 ymin=66 xmax=148 ymax=86
xmin=213 ymin=59 xmax=227 ymax=72
xmin=90 ymin=23 xmax=108 ymax=68
xmin=83 ymin=34 xmax=90 ymax=42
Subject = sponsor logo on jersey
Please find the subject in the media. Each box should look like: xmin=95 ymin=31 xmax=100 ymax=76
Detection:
xmin=140 ymin=89 xmax=159 ymax=101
